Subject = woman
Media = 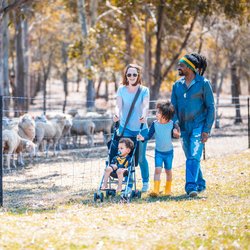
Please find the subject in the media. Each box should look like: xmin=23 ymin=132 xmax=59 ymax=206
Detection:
xmin=113 ymin=63 xmax=150 ymax=192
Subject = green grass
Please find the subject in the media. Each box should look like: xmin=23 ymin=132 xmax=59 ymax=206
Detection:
xmin=0 ymin=150 xmax=250 ymax=249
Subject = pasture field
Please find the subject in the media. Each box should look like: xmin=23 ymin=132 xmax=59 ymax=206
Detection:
xmin=0 ymin=149 xmax=249 ymax=249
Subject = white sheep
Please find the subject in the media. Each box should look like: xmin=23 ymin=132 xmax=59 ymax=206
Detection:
xmin=43 ymin=113 xmax=73 ymax=150
xmin=70 ymin=115 xmax=95 ymax=147
xmin=35 ymin=114 xmax=67 ymax=157
xmin=18 ymin=114 xmax=36 ymax=141
xmin=3 ymin=129 xmax=36 ymax=170
xmin=85 ymin=111 xmax=113 ymax=144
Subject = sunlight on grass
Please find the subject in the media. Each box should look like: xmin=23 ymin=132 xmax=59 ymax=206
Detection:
xmin=0 ymin=149 xmax=249 ymax=249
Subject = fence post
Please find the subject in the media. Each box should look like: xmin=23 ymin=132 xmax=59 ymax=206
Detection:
xmin=0 ymin=95 xmax=3 ymax=206
xmin=248 ymin=97 xmax=250 ymax=149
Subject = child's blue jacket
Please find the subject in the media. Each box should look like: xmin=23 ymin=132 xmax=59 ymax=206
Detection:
xmin=171 ymin=73 xmax=215 ymax=134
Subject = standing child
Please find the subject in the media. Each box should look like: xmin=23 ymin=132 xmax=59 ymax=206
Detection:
xmin=101 ymin=138 xmax=134 ymax=193
xmin=137 ymin=101 xmax=180 ymax=196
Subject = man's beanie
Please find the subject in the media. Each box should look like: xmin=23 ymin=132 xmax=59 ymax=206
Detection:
xmin=179 ymin=54 xmax=199 ymax=72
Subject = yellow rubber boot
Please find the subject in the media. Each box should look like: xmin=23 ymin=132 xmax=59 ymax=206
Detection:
xmin=165 ymin=181 xmax=172 ymax=196
xmin=149 ymin=180 xmax=160 ymax=197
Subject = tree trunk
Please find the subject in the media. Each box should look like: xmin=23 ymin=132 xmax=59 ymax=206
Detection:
xmin=125 ymin=15 xmax=132 ymax=65
xmin=215 ymin=70 xmax=225 ymax=128
xmin=22 ymin=7 xmax=29 ymax=111
xmin=42 ymin=50 xmax=53 ymax=114
xmin=77 ymin=0 xmax=95 ymax=110
xmin=61 ymin=42 xmax=68 ymax=113
xmin=76 ymin=68 xmax=81 ymax=92
xmin=150 ymin=0 xmax=164 ymax=108
xmin=144 ymin=9 xmax=152 ymax=88
xmin=96 ymin=73 xmax=103 ymax=98
xmin=14 ymin=11 xmax=25 ymax=117
xmin=2 ymin=0 xmax=10 ymax=116
xmin=0 ymin=12 xmax=3 ymax=96
xmin=105 ymin=81 xmax=108 ymax=102
xmin=230 ymin=59 xmax=242 ymax=124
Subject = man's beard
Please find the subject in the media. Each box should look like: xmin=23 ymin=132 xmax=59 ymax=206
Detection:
xmin=178 ymin=70 xmax=184 ymax=76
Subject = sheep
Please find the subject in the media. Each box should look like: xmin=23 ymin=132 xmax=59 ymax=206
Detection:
xmin=2 ymin=117 xmax=19 ymax=130
xmin=85 ymin=111 xmax=113 ymax=144
xmin=18 ymin=114 xmax=36 ymax=141
xmin=3 ymin=129 xmax=36 ymax=170
xmin=35 ymin=114 xmax=67 ymax=157
xmin=45 ymin=113 xmax=73 ymax=150
xmin=70 ymin=115 xmax=95 ymax=147
xmin=60 ymin=114 xmax=73 ymax=149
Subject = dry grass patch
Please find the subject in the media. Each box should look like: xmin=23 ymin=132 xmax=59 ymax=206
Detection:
xmin=0 ymin=150 xmax=249 ymax=249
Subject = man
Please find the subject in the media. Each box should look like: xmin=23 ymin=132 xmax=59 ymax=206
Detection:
xmin=171 ymin=53 xmax=215 ymax=197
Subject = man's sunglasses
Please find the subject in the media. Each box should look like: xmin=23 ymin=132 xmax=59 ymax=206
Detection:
xmin=126 ymin=73 xmax=138 ymax=77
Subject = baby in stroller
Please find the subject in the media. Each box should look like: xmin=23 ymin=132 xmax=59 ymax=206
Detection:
xmin=101 ymin=138 xmax=134 ymax=193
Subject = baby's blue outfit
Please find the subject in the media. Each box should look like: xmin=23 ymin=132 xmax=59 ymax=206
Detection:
xmin=171 ymin=73 xmax=215 ymax=194
xmin=143 ymin=120 xmax=174 ymax=170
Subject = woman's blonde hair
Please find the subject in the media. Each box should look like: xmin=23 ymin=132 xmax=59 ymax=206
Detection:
xmin=121 ymin=63 xmax=143 ymax=86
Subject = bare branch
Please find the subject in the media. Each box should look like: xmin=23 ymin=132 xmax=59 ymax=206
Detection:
xmin=0 ymin=0 xmax=33 ymax=16
xmin=162 ymin=10 xmax=198 ymax=80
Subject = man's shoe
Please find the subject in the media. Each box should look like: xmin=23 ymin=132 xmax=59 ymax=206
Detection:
xmin=141 ymin=182 xmax=150 ymax=192
xmin=198 ymin=188 xmax=206 ymax=193
xmin=188 ymin=190 xmax=198 ymax=197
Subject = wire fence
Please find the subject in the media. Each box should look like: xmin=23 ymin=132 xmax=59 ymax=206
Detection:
xmin=0 ymin=95 xmax=249 ymax=208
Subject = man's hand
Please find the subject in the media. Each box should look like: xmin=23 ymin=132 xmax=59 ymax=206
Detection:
xmin=173 ymin=128 xmax=180 ymax=139
xmin=201 ymin=132 xmax=209 ymax=143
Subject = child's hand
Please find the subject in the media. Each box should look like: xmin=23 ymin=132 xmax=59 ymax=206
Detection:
xmin=113 ymin=114 xmax=119 ymax=122
xmin=173 ymin=128 xmax=180 ymax=139
xmin=137 ymin=134 xmax=144 ymax=141
xmin=139 ymin=116 xmax=146 ymax=123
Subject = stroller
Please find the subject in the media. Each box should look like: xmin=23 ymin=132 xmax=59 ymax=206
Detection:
xmin=94 ymin=122 xmax=142 ymax=202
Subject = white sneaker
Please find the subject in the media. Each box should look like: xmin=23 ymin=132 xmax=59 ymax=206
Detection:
xmin=141 ymin=182 xmax=150 ymax=192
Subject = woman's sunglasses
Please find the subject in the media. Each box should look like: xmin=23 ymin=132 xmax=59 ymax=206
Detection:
xmin=126 ymin=73 xmax=138 ymax=77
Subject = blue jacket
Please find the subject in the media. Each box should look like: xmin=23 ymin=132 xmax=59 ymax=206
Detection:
xmin=171 ymin=74 xmax=215 ymax=134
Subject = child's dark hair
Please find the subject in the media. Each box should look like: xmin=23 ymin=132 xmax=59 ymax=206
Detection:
xmin=156 ymin=101 xmax=175 ymax=120
xmin=119 ymin=138 xmax=134 ymax=152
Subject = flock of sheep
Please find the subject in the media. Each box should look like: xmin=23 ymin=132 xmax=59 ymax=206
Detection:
xmin=2 ymin=110 xmax=113 ymax=170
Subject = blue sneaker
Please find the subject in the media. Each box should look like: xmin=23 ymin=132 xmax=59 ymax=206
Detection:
xmin=141 ymin=182 xmax=150 ymax=192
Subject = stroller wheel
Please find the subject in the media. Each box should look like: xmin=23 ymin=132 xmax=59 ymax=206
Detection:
xmin=94 ymin=193 xmax=98 ymax=202
xmin=131 ymin=190 xmax=135 ymax=198
xmin=100 ymin=192 xmax=104 ymax=202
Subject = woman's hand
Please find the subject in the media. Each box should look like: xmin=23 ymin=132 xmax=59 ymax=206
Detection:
xmin=113 ymin=114 xmax=120 ymax=122
xmin=137 ymin=134 xmax=144 ymax=141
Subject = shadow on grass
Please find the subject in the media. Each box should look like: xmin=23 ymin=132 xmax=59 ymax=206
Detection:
xmin=66 ymin=191 xmax=207 ymax=208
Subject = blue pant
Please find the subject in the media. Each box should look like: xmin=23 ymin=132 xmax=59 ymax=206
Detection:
xmin=119 ymin=127 xmax=149 ymax=184
xmin=181 ymin=126 xmax=206 ymax=194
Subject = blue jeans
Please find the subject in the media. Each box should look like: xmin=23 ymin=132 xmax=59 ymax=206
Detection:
xmin=119 ymin=127 xmax=149 ymax=184
xmin=181 ymin=126 xmax=206 ymax=194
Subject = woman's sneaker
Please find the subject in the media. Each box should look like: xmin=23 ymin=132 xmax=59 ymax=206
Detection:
xmin=188 ymin=190 xmax=198 ymax=197
xmin=141 ymin=182 xmax=150 ymax=192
